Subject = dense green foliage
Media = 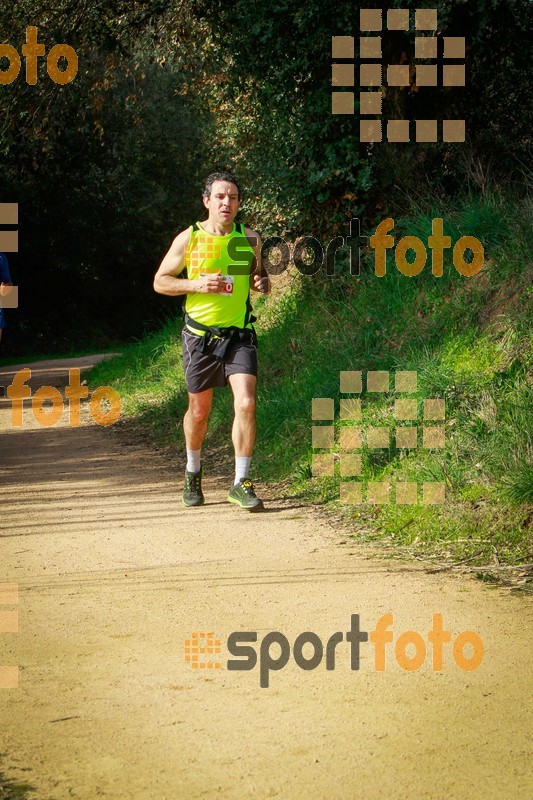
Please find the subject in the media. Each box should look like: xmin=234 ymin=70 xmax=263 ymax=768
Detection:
xmin=0 ymin=1 xmax=531 ymax=353
xmin=188 ymin=0 xmax=532 ymax=233
xmin=1 ymin=2 xmax=207 ymax=352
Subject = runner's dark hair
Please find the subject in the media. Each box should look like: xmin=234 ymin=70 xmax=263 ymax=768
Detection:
xmin=203 ymin=172 xmax=241 ymax=199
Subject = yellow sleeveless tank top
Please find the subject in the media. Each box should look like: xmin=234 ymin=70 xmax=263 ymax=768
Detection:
xmin=184 ymin=221 xmax=255 ymax=330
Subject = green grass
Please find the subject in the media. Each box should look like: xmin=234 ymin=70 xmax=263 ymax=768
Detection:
xmin=0 ymin=759 xmax=36 ymax=800
xmin=89 ymin=193 xmax=533 ymax=570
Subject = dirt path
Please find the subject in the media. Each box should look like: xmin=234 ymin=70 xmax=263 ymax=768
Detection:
xmin=0 ymin=356 xmax=531 ymax=800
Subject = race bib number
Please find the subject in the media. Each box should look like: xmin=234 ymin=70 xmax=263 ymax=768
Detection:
xmin=219 ymin=275 xmax=234 ymax=295
xmin=200 ymin=273 xmax=234 ymax=295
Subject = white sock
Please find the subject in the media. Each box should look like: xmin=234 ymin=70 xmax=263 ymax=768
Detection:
xmin=186 ymin=448 xmax=202 ymax=473
xmin=235 ymin=456 xmax=251 ymax=485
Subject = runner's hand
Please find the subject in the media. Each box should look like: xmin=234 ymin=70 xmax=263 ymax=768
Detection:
xmin=196 ymin=275 xmax=227 ymax=294
xmin=253 ymin=274 xmax=270 ymax=294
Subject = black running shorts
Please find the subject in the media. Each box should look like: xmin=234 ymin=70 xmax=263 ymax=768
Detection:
xmin=181 ymin=329 xmax=258 ymax=393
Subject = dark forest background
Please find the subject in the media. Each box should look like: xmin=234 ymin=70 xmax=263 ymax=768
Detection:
xmin=0 ymin=0 xmax=531 ymax=355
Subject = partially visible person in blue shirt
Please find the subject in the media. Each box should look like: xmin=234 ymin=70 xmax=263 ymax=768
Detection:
xmin=0 ymin=252 xmax=13 ymax=343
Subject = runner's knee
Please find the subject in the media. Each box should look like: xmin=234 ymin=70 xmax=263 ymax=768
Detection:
xmin=234 ymin=394 xmax=256 ymax=416
xmin=188 ymin=398 xmax=211 ymax=424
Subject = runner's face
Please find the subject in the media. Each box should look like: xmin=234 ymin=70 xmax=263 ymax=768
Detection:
xmin=204 ymin=181 xmax=240 ymax=224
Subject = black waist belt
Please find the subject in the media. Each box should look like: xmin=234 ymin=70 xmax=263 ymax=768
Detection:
xmin=184 ymin=313 xmax=257 ymax=359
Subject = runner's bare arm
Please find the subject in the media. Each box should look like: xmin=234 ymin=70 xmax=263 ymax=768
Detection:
xmin=153 ymin=228 xmax=226 ymax=295
xmin=246 ymin=228 xmax=270 ymax=294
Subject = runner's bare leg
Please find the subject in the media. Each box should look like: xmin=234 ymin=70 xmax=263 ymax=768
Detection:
xmin=183 ymin=388 xmax=214 ymax=450
xmin=228 ymin=373 xmax=257 ymax=457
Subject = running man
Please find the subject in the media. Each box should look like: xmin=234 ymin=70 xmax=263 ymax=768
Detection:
xmin=153 ymin=172 xmax=270 ymax=511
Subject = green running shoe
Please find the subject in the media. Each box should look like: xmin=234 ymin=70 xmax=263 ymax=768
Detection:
xmin=227 ymin=479 xmax=264 ymax=511
xmin=182 ymin=467 xmax=205 ymax=507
